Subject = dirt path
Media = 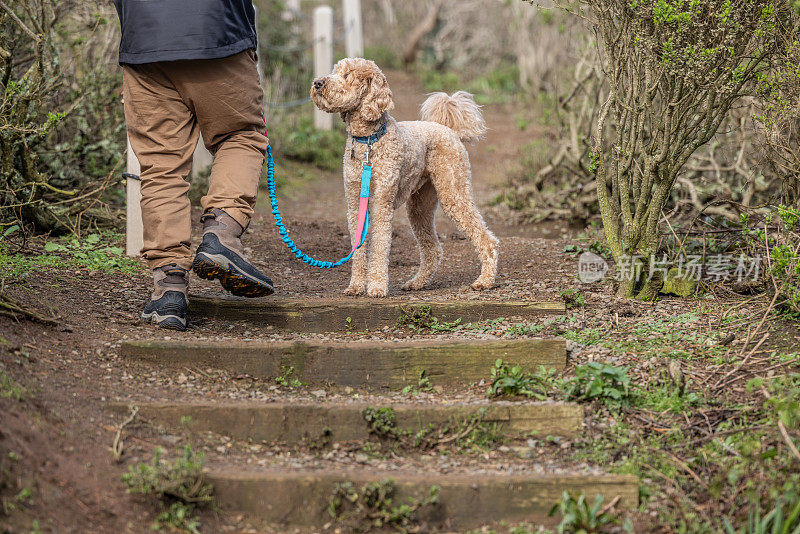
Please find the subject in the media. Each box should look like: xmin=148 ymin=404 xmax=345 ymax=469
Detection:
xmin=0 ymin=70 xmax=598 ymax=533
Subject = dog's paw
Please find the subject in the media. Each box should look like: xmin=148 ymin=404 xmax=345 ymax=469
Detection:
xmin=366 ymin=285 xmax=389 ymax=298
xmin=470 ymin=279 xmax=494 ymax=291
xmin=344 ymin=284 xmax=366 ymax=296
xmin=402 ymin=278 xmax=425 ymax=291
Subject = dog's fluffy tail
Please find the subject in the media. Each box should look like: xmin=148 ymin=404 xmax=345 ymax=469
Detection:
xmin=420 ymin=91 xmax=486 ymax=144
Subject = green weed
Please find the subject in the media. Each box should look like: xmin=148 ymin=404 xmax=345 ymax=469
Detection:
xmin=362 ymin=406 xmax=503 ymax=453
xmin=0 ymin=369 xmax=25 ymax=401
xmin=504 ymin=322 xmax=545 ymax=337
xmin=396 ymin=305 xmax=463 ymax=332
xmin=488 ymin=359 xmax=555 ymax=400
xmin=0 ymin=232 xmax=140 ymax=279
xmin=449 ymin=410 xmax=505 ymax=452
xmin=362 ymin=407 xmax=400 ymax=440
xmin=43 ymin=233 xmax=139 ymax=273
xmin=769 ymin=205 xmax=800 ymax=319
xmin=359 ymin=441 xmax=383 ymax=459
xmin=328 ymin=478 xmax=440 ymax=532
xmin=549 ymin=491 xmax=631 ymax=534
xmin=5 ymin=486 xmax=34 ymax=513
xmin=462 ymin=317 xmax=506 ymax=333
xmin=14 ymin=487 xmax=32 ymax=503
xmin=0 ymin=246 xmax=63 ymax=279
xmin=153 ymin=502 xmax=200 ymax=534
xmin=723 ymin=494 xmax=800 ymax=534
xmin=636 ymin=380 xmax=701 ymax=414
xmin=401 ymin=370 xmax=434 ymax=395
xmin=560 ymin=288 xmax=586 ymax=309
xmin=562 ymin=241 xmax=613 ymax=260
xmin=274 ymin=365 xmax=305 ymax=388
xmin=564 ymin=362 xmax=632 ymax=404
xmin=121 ymin=445 xmax=213 ymax=505
xmin=412 ymin=408 xmax=505 ymax=452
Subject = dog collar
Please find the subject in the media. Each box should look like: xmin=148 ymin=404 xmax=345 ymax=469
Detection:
xmin=352 ymin=121 xmax=387 ymax=145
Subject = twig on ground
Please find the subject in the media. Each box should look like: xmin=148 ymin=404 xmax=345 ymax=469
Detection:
xmin=779 ymin=422 xmax=800 ymax=463
xmin=761 ymin=387 xmax=800 ymax=463
xmin=435 ymin=419 xmax=480 ymax=447
xmin=111 ymin=405 xmax=139 ymax=462
xmin=665 ymin=452 xmax=709 ymax=489
xmin=598 ymin=495 xmax=621 ymax=516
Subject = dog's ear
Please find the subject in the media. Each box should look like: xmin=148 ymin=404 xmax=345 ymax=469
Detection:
xmin=359 ymin=72 xmax=394 ymax=122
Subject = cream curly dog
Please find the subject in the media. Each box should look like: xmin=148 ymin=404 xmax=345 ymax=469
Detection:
xmin=311 ymin=58 xmax=499 ymax=298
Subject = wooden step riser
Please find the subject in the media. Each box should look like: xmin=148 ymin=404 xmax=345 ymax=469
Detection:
xmin=209 ymin=470 xmax=638 ymax=530
xmin=120 ymin=339 xmax=566 ymax=389
xmin=112 ymin=402 xmax=584 ymax=442
xmin=190 ymin=295 xmax=565 ymax=333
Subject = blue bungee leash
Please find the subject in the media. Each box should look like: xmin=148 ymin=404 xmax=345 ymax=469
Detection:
xmin=266 ymin=144 xmax=371 ymax=269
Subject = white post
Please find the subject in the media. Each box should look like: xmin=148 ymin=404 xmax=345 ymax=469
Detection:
xmin=125 ymin=135 xmax=143 ymax=257
xmin=282 ymin=0 xmax=300 ymax=21
xmin=313 ymin=5 xmax=334 ymax=130
xmin=343 ymin=0 xmax=363 ymax=58
xmin=192 ymin=137 xmax=213 ymax=180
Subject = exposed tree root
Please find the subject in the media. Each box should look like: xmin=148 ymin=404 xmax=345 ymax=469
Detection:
xmin=0 ymin=292 xmax=58 ymax=326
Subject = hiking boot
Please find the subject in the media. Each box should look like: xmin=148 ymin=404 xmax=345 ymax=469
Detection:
xmin=192 ymin=208 xmax=274 ymax=298
xmin=141 ymin=264 xmax=188 ymax=331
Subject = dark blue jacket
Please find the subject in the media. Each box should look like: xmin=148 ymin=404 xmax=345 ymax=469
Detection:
xmin=113 ymin=0 xmax=257 ymax=64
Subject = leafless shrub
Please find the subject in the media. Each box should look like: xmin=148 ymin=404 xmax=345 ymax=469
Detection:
xmin=755 ymin=20 xmax=800 ymax=206
xmin=502 ymin=50 xmax=605 ymax=223
xmin=1 ymin=0 xmax=124 ymax=235
xmin=522 ymin=0 xmax=795 ymax=299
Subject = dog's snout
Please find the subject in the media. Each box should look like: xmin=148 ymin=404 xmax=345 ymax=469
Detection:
xmin=313 ymin=78 xmax=326 ymax=91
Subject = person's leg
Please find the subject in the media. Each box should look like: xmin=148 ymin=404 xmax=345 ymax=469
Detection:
xmin=123 ymin=64 xmax=198 ymax=329
xmin=168 ymin=50 xmax=274 ymax=297
xmin=123 ymin=64 xmax=199 ymax=270
xmin=172 ymin=49 xmax=266 ymax=228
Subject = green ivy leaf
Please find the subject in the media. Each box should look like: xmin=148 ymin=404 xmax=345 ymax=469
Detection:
xmin=2 ymin=225 xmax=20 ymax=239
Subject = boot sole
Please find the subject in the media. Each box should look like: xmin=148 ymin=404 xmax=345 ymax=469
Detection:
xmin=141 ymin=311 xmax=187 ymax=331
xmin=192 ymin=253 xmax=274 ymax=298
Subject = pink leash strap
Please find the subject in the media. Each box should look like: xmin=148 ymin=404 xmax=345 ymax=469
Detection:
xmin=351 ymin=163 xmax=372 ymax=253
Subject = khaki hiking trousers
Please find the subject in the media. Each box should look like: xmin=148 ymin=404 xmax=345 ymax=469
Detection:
xmin=123 ymin=50 xmax=268 ymax=270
